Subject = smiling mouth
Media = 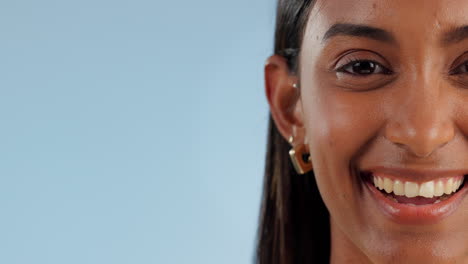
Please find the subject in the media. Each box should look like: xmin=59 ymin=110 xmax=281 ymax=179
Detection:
xmin=360 ymin=171 xmax=466 ymax=206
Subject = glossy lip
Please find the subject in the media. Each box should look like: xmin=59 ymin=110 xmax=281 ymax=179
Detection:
xmin=362 ymin=172 xmax=468 ymax=225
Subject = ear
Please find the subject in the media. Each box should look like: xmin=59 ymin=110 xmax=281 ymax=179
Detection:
xmin=264 ymin=55 xmax=305 ymax=143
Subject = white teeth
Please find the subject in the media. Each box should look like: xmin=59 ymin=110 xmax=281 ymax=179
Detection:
xmin=434 ymin=180 xmax=444 ymax=197
xmin=445 ymin=178 xmax=454 ymax=194
xmin=371 ymin=175 xmax=464 ymax=199
xmin=419 ymin=181 xmax=434 ymax=198
xmin=383 ymin=178 xmax=393 ymax=193
xmin=377 ymin=177 xmax=384 ymax=190
xmin=452 ymin=180 xmax=459 ymax=193
xmin=453 ymin=179 xmax=462 ymax=192
xmin=393 ymin=180 xmax=404 ymax=195
xmin=405 ymin=182 xmax=419 ymax=198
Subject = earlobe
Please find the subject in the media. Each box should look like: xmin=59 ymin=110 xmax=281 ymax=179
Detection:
xmin=264 ymin=55 xmax=304 ymax=142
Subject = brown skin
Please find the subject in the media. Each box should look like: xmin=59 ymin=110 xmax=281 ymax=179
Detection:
xmin=265 ymin=0 xmax=468 ymax=263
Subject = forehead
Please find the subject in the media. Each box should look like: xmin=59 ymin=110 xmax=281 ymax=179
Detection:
xmin=306 ymin=0 xmax=468 ymax=40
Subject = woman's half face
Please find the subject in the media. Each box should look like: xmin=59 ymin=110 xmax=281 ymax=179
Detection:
xmin=299 ymin=0 xmax=468 ymax=262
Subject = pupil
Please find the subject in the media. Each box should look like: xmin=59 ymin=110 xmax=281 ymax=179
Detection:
xmin=462 ymin=63 xmax=468 ymax=73
xmin=353 ymin=61 xmax=375 ymax=74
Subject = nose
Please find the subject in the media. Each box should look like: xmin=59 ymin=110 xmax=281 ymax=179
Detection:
xmin=384 ymin=82 xmax=455 ymax=158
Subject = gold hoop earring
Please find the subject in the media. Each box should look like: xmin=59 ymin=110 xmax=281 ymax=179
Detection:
xmin=288 ymin=135 xmax=313 ymax=174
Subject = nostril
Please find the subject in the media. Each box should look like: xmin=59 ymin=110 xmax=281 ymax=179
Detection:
xmin=383 ymin=120 xmax=455 ymax=159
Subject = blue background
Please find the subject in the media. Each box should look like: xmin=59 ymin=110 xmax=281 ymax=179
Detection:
xmin=0 ymin=0 xmax=274 ymax=263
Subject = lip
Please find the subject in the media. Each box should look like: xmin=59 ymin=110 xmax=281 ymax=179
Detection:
xmin=361 ymin=166 xmax=468 ymax=183
xmin=362 ymin=172 xmax=468 ymax=225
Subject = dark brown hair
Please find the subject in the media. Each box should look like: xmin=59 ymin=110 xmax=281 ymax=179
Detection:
xmin=255 ymin=1 xmax=331 ymax=263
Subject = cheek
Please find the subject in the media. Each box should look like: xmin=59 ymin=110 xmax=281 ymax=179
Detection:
xmin=300 ymin=82 xmax=385 ymax=213
xmin=301 ymin=84 xmax=384 ymax=169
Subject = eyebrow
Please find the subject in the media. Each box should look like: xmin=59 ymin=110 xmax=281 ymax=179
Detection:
xmin=323 ymin=23 xmax=468 ymax=47
xmin=442 ymin=25 xmax=468 ymax=45
xmin=322 ymin=23 xmax=397 ymax=45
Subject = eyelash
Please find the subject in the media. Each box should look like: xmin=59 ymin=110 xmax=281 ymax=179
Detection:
xmin=336 ymin=59 xmax=468 ymax=76
xmin=450 ymin=61 xmax=468 ymax=75
xmin=335 ymin=59 xmax=393 ymax=76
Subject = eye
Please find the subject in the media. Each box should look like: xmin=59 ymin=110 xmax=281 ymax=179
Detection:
xmin=450 ymin=61 xmax=468 ymax=75
xmin=336 ymin=59 xmax=392 ymax=76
